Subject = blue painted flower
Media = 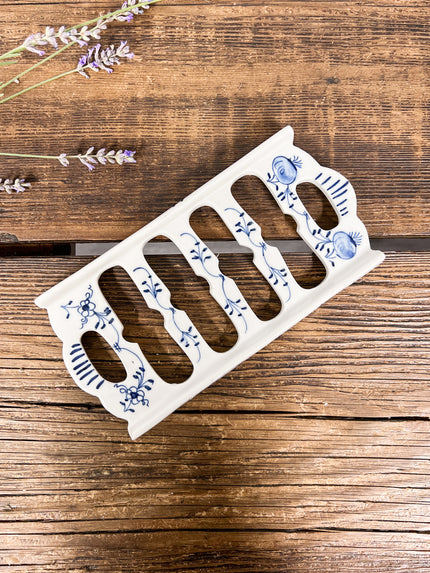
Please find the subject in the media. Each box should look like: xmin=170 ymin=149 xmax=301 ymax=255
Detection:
xmin=115 ymin=369 xmax=154 ymax=413
xmin=267 ymin=155 xmax=303 ymax=201
xmin=272 ymin=156 xmax=301 ymax=185
xmin=78 ymin=295 xmax=96 ymax=319
xmin=270 ymin=155 xmax=303 ymax=185
xmin=122 ymin=384 xmax=148 ymax=411
xmin=332 ymin=231 xmax=362 ymax=260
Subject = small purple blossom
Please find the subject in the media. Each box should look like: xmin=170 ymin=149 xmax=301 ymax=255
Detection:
xmin=20 ymin=1 xmax=153 ymax=58
xmin=55 ymin=147 xmax=137 ymax=170
xmin=76 ymin=41 xmax=134 ymax=78
xmin=0 ymin=178 xmax=31 ymax=194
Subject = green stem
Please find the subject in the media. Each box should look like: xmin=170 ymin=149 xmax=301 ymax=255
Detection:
xmin=0 ymin=0 xmax=163 ymax=61
xmin=0 ymin=68 xmax=77 ymax=105
xmin=0 ymin=46 xmax=25 ymax=61
xmin=0 ymin=152 xmax=62 ymax=159
xmin=0 ymin=60 xmax=19 ymax=66
xmin=0 ymin=43 xmax=72 ymax=91
xmin=60 ymin=0 xmax=164 ymax=34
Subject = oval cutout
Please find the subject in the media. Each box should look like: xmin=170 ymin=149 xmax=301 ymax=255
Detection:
xmin=99 ymin=266 xmax=193 ymax=384
xmin=296 ymin=182 xmax=338 ymax=230
xmin=189 ymin=206 xmax=282 ymax=321
xmin=145 ymin=236 xmax=238 ymax=353
xmin=231 ymin=176 xmax=327 ymax=289
xmin=81 ymin=330 xmax=127 ymax=383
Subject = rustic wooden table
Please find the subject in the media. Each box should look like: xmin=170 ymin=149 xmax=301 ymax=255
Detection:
xmin=1 ymin=0 xmax=429 ymax=571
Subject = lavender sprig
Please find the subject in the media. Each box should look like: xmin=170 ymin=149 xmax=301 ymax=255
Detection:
xmin=0 ymin=148 xmax=136 ymax=173
xmin=22 ymin=1 xmax=150 ymax=56
xmin=0 ymin=0 xmax=161 ymax=97
xmin=59 ymin=148 xmax=137 ymax=170
xmin=0 ymin=178 xmax=31 ymax=194
xmin=0 ymin=0 xmax=161 ymax=63
xmin=0 ymin=42 xmax=134 ymax=105
xmin=76 ymin=41 xmax=134 ymax=78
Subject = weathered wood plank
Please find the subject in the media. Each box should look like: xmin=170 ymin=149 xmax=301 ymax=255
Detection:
xmin=1 ymin=412 xmax=430 ymax=534
xmin=0 ymin=1 xmax=428 ymax=241
xmin=1 ymin=531 xmax=430 ymax=572
xmin=2 ymin=253 xmax=430 ymax=417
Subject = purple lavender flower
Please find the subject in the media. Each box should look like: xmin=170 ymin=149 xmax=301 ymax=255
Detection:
xmin=56 ymin=147 xmax=137 ymax=171
xmin=76 ymin=41 xmax=134 ymax=78
xmin=0 ymin=178 xmax=31 ymax=193
xmin=20 ymin=1 xmax=153 ymax=58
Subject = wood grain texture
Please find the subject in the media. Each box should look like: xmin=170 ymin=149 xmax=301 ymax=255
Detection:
xmin=2 ymin=253 xmax=430 ymax=416
xmin=1 ymin=252 xmax=430 ymax=565
xmin=1 ymin=0 xmax=429 ymax=570
xmin=2 ymin=531 xmax=430 ymax=572
xmin=0 ymin=0 xmax=428 ymax=242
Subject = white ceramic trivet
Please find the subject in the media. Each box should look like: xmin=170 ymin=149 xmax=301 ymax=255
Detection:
xmin=35 ymin=126 xmax=385 ymax=439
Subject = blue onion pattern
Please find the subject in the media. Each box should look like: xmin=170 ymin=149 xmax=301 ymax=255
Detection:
xmin=267 ymin=155 xmax=302 ymax=201
xmin=313 ymin=229 xmax=362 ymax=266
xmin=133 ymin=266 xmax=201 ymax=362
xmin=62 ymin=284 xmax=154 ymax=412
xmin=266 ymin=154 xmax=362 ymax=267
xmin=115 ymin=366 xmax=154 ymax=413
xmin=332 ymin=231 xmax=360 ymax=260
xmin=225 ymin=207 xmax=291 ymax=302
xmin=180 ymin=232 xmax=248 ymax=333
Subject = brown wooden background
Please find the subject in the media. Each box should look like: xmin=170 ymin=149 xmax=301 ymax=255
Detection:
xmin=1 ymin=0 xmax=430 ymax=571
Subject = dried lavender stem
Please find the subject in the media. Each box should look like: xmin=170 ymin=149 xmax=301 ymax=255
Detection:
xmin=0 ymin=152 xmax=63 ymax=159
xmin=0 ymin=68 xmax=76 ymax=104
xmin=58 ymin=0 xmax=163 ymax=35
xmin=0 ymin=44 xmax=71 ymax=92
xmin=0 ymin=148 xmax=137 ymax=171
xmin=0 ymin=0 xmax=162 ymax=62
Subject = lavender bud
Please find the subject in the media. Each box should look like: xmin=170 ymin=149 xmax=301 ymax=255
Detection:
xmin=0 ymin=178 xmax=31 ymax=194
xmin=58 ymin=154 xmax=70 ymax=167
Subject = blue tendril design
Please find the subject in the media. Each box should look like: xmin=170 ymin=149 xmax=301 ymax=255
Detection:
xmin=115 ymin=366 xmax=154 ymax=413
xmin=61 ymin=285 xmax=113 ymax=329
xmin=225 ymin=208 xmax=291 ymax=302
xmin=62 ymin=284 xmax=154 ymax=411
xmin=180 ymin=232 xmax=248 ymax=332
xmin=133 ymin=266 xmax=201 ymax=362
xmin=266 ymin=156 xmax=362 ymax=267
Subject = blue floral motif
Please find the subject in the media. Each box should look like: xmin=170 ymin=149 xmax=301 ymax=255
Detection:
xmin=267 ymin=155 xmax=302 ymax=201
xmin=133 ymin=266 xmax=201 ymax=362
xmin=267 ymin=155 xmax=362 ymax=267
xmin=180 ymin=232 xmax=248 ymax=333
xmin=62 ymin=285 xmax=113 ymax=329
xmin=225 ymin=207 xmax=291 ymax=302
xmin=62 ymin=284 xmax=155 ymax=412
xmin=115 ymin=366 xmax=154 ymax=413
xmin=310 ymin=225 xmax=362 ymax=266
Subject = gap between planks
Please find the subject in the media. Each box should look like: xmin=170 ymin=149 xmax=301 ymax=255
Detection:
xmin=74 ymin=237 xmax=430 ymax=256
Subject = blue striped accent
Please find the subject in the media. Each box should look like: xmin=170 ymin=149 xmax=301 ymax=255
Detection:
xmin=340 ymin=208 xmax=349 ymax=216
xmin=322 ymin=176 xmax=331 ymax=185
xmin=76 ymin=363 xmax=92 ymax=376
xmin=327 ymin=179 xmax=341 ymax=191
xmin=70 ymin=346 xmax=83 ymax=355
xmin=332 ymin=188 xmax=348 ymax=200
xmin=71 ymin=343 xmax=81 ymax=348
xmin=331 ymin=181 xmax=348 ymax=196
xmin=71 ymin=353 xmax=85 ymax=363
xmin=336 ymin=198 xmax=348 ymax=207
xmin=87 ymin=374 xmax=99 ymax=386
xmin=73 ymin=360 xmax=88 ymax=371
xmin=315 ymin=173 xmax=323 ymax=180
xmin=96 ymin=380 xmax=105 ymax=390
xmin=79 ymin=369 xmax=95 ymax=381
